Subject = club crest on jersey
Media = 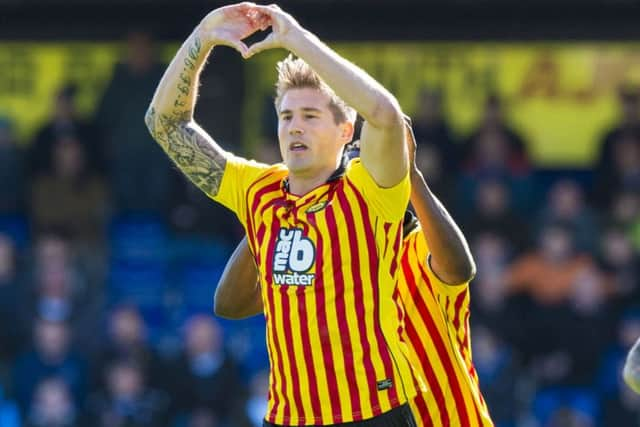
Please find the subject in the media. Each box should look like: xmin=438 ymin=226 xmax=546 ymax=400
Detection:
xmin=305 ymin=201 xmax=328 ymax=214
xmin=272 ymin=227 xmax=316 ymax=286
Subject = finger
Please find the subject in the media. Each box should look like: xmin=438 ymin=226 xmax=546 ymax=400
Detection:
xmin=251 ymin=4 xmax=278 ymax=16
xmin=243 ymin=35 xmax=278 ymax=58
xmin=223 ymin=40 xmax=249 ymax=56
xmin=244 ymin=7 xmax=271 ymax=31
xmin=258 ymin=14 xmax=272 ymax=31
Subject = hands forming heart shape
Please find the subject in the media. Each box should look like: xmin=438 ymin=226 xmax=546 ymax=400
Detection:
xmin=200 ymin=2 xmax=299 ymax=58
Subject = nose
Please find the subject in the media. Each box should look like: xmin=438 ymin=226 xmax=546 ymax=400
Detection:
xmin=288 ymin=116 xmax=304 ymax=136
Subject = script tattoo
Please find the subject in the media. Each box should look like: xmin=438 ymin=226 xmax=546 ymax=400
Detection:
xmin=145 ymin=107 xmax=226 ymax=196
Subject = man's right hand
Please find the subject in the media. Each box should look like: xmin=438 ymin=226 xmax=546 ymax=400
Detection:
xmin=199 ymin=2 xmax=271 ymax=56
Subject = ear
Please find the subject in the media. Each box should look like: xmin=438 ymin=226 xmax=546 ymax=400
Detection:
xmin=339 ymin=121 xmax=355 ymax=143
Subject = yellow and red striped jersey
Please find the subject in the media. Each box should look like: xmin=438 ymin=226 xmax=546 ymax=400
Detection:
xmin=213 ymin=155 xmax=418 ymax=425
xmin=397 ymin=226 xmax=494 ymax=427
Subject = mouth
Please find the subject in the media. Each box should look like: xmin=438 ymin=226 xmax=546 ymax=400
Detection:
xmin=288 ymin=141 xmax=309 ymax=152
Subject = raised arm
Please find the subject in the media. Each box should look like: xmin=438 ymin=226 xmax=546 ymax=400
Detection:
xmin=214 ymin=237 xmax=263 ymax=319
xmin=145 ymin=3 xmax=269 ymax=196
xmin=244 ymin=4 xmax=407 ymax=188
xmin=624 ymin=336 xmax=640 ymax=394
xmin=405 ymin=119 xmax=476 ymax=285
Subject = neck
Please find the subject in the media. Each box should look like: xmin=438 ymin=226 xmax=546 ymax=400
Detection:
xmin=288 ymin=167 xmax=337 ymax=196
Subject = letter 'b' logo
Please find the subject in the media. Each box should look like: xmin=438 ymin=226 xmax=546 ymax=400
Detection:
xmin=274 ymin=228 xmax=314 ymax=272
xmin=272 ymin=228 xmax=316 ymax=286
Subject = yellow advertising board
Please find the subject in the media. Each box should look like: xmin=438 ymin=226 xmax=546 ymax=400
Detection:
xmin=1 ymin=42 xmax=640 ymax=167
xmin=243 ymin=43 xmax=640 ymax=167
xmin=0 ymin=43 xmax=177 ymax=144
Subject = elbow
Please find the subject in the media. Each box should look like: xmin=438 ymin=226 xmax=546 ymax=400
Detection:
xmin=623 ymin=363 xmax=640 ymax=394
xmin=370 ymin=96 xmax=404 ymax=130
xmin=446 ymin=257 xmax=477 ymax=285
xmin=464 ymin=258 xmax=478 ymax=283
xmin=213 ymin=298 xmax=243 ymax=320
xmin=144 ymin=107 xmax=157 ymax=137
xmin=623 ymin=363 xmax=632 ymax=385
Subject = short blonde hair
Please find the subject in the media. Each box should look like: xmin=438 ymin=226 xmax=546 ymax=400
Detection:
xmin=274 ymin=55 xmax=357 ymax=125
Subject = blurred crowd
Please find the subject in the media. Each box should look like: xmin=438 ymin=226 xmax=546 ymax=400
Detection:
xmin=0 ymin=30 xmax=639 ymax=427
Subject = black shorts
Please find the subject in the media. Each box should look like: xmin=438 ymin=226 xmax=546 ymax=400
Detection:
xmin=262 ymin=403 xmax=416 ymax=427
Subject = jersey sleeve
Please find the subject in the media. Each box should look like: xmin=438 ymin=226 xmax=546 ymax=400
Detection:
xmin=425 ymin=254 xmax=471 ymax=299
xmin=412 ymin=227 xmax=470 ymax=300
xmin=345 ymin=159 xmax=410 ymax=221
xmin=211 ymin=154 xmax=272 ymax=226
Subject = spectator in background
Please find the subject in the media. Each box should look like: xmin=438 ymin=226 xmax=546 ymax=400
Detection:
xmin=597 ymin=227 xmax=640 ymax=305
xmin=503 ymin=224 xmax=603 ymax=309
xmin=502 ymin=224 xmax=608 ymax=389
xmin=471 ymin=325 xmax=520 ymax=427
xmin=460 ymin=94 xmax=530 ymax=175
xmin=91 ymin=305 xmax=163 ymax=392
xmin=165 ymin=315 xmax=243 ymax=424
xmin=94 ymin=29 xmax=170 ymax=214
xmin=25 ymin=377 xmax=80 ymax=427
xmin=536 ymin=180 xmax=599 ymax=253
xmin=0 ymin=118 xmax=26 ymax=215
xmin=410 ymin=88 xmax=458 ymax=203
xmin=468 ymin=231 xmax=531 ymax=354
xmin=29 ymin=84 xmax=103 ymax=176
xmin=184 ymin=407 xmax=220 ymax=427
xmin=85 ymin=359 xmax=168 ymax=427
xmin=595 ymin=86 xmax=640 ymax=204
xmin=456 ymin=95 xmax=534 ymax=215
xmin=607 ymin=191 xmax=640 ymax=251
xmin=21 ymin=233 xmax=100 ymax=349
xmin=12 ymin=318 xmax=86 ymax=415
xmin=238 ymin=369 xmax=269 ymax=427
xmin=0 ymin=234 xmax=25 ymax=369
xmin=30 ymin=136 xmax=109 ymax=251
xmin=463 ymin=179 xmax=529 ymax=253
xmin=593 ymin=130 xmax=640 ymax=209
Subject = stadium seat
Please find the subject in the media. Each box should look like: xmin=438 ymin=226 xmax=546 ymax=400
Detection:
xmin=0 ymin=215 xmax=28 ymax=251
xmin=108 ymin=261 xmax=168 ymax=307
xmin=177 ymin=263 xmax=225 ymax=313
xmin=109 ymin=214 xmax=167 ymax=263
xmin=533 ymin=387 xmax=599 ymax=426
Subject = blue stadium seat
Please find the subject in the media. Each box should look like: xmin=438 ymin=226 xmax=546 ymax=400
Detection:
xmin=533 ymin=387 xmax=599 ymax=426
xmin=109 ymin=214 xmax=167 ymax=262
xmin=0 ymin=385 xmax=20 ymax=427
xmin=177 ymin=263 xmax=225 ymax=313
xmin=0 ymin=215 xmax=28 ymax=251
xmin=171 ymin=237 xmax=232 ymax=266
xmin=108 ymin=261 xmax=167 ymax=307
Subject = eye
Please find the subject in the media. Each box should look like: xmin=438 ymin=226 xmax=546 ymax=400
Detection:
xmin=304 ymin=114 xmax=317 ymax=120
xmin=281 ymin=115 xmax=292 ymax=121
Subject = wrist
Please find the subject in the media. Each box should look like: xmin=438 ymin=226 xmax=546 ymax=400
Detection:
xmin=283 ymin=26 xmax=313 ymax=55
xmin=194 ymin=24 xmax=215 ymax=49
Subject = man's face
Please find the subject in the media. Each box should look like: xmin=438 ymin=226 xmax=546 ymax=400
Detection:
xmin=277 ymin=88 xmax=351 ymax=178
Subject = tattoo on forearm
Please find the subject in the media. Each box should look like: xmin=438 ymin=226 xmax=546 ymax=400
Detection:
xmin=188 ymin=36 xmax=202 ymax=62
xmin=145 ymin=107 xmax=226 ymax=196
xmin=173 ymin=36 xmax=202 ymax=115
xmin=145 ymin=36 xmax=224 ymax=195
